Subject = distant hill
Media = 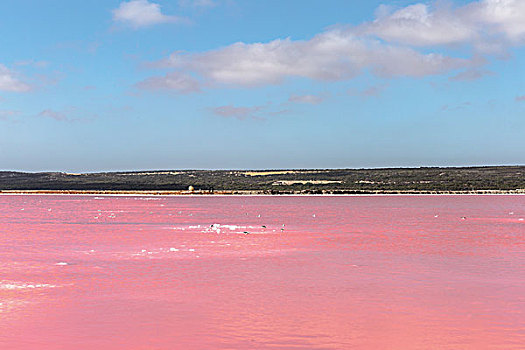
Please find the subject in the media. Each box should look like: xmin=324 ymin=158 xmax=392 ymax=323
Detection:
xmin=1 ymin=166 xmax=524 ymax=194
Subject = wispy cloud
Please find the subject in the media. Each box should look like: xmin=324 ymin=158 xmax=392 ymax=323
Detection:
xmin=179 ymin=0 xmax=216 ymax=8
xmin=210 ymin=105 xmax=263 ymax=120
xmin=268 ymin=109 xmax=292 ymax=116
xmin=348 ymin=84 xmax=389 ymax=98
xmin=0 ymin=64 xmax=31 ymax=92
xmin=38 ymin=109 xmax=68 ymax=121
xmin=515 ymin=95 xmax=525 ymax=102
xmin=449 ymin=69 xmax=494 ymax=82
xmin=54 ymin=40 xmax=100 ymax=55
xmin=361 ymin=85 xmax=385 ymax=97
xmin=14 ymin=60 xmax=49 ymax=68
xmin=0 ymin=110 xmax=20 ymax=121
xmin=113 ymin=0 xmax=184 ymax=28
xmin=136 ymin=71 xmax=201 ymax=93
xmin=288 ymin=94 xmax=324 ymax=105
xmin=441 ymin=101 xmax=472 ymax=111
xmin=37 ymin=108 xmax=97 ymax=122
xmin=210 ymin=101 xmax=295 ymax=120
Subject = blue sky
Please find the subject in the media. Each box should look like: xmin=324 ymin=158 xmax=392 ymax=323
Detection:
xmin=0 ymin=0 xmax=524 ymax=172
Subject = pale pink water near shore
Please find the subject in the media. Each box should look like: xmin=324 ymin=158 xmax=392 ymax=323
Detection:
xmin=0 ymin=195 xmax=523 ymax=349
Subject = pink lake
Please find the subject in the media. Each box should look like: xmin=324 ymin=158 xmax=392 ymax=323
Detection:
xmin=0 ymin=195 xmax=524 ymax=349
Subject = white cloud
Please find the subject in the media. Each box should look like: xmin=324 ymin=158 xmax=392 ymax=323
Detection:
xmin=113 ymin=0 xmax=182 ymax=28
xmin=361 ymin=3 xmax=475 ymax=47
xmin=151 ymin=29 xmax=468 ymax=89
xmin=0 ymin=64 xmax=31 ymax=92
xmin=467 ymin=0 xmax=525 ymax=42
xmin=140 ymin=0 xmax=525 ymax=92
xmin=362 ymin=0 xmax=525 ymax=49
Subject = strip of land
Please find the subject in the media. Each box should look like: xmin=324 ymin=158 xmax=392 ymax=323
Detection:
xmin=1 ymin=166 xmax=524 ymax=195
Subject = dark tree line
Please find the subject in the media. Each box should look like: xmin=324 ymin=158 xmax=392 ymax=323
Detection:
xmin=0 ymin=166 xmax=524 ymax=192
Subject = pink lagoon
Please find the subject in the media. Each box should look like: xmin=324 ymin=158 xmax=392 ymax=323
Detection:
xmin=0 ymin=194 xmax=524 ymax=349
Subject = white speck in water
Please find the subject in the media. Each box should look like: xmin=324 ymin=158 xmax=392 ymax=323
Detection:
xmin=55 ymin=262 xmax=69 ymax=266
xmin=169 ymin=248 xmax=179 ymax=252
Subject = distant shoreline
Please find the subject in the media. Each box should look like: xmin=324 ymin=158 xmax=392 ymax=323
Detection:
xmin=1 ymin=189 xmax=524 ymax=196
xmin=2 ymin=166 xmax=524 ymax=195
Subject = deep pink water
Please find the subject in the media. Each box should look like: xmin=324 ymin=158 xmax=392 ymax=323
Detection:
xmin=0 ymin=195 xmax=524 ymax=349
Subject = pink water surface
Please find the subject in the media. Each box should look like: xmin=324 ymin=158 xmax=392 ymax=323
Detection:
xmin=0 ymin=195 xmax=524 ymax=349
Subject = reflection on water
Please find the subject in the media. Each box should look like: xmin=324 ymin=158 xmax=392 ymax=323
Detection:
xmin=0 ymin=195 xmax=524 ymax=349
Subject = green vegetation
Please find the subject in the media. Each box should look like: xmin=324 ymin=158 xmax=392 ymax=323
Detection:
xmin=1 ymin=166 xmax=524 ymax=194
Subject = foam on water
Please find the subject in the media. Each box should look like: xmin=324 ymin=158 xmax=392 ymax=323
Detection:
xmin=0 ymin=281 xmax=58 ymax=290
